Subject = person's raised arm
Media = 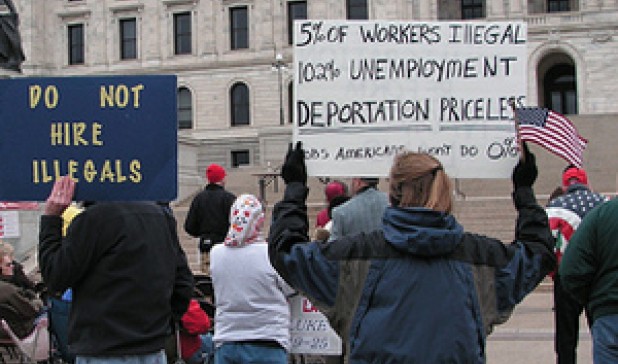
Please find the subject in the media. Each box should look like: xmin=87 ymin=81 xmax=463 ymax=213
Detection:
xmin=268 ymin=142 xmax=338 ymax=307
xmin=38 ymin=176 xmax=77 ymax=292
xmin=511 ymin=143 xmax=554 ymax=267
xmin=494 ymin=143 xmax=555 ymax=309
xmin=269 ymin=141 xmax=309 ymax=268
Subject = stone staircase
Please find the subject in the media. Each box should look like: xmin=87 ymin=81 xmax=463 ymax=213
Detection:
xmin=453 ymin=197 xmax=517 ymax=243
xmin=173 ymin=167 xmax=330 ymax=272
xmin=172 ymin=168 xmax=527 ymax=273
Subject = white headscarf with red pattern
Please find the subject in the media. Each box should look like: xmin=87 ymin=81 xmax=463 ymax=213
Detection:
xmin=224 ymin=194 xmax=265 ymax=247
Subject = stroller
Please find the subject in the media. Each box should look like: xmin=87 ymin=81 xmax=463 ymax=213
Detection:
xmin=165 ymin=274 xmax=215 ymax=364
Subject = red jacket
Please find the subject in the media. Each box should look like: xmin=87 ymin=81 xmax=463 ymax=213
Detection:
xmin=315 ymin=208 xmax=330 ymax=228
xmin=180 ymin=299 xmax=211 ymax=359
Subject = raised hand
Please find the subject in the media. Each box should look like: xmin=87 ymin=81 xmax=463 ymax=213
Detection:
xmin=512 ymin=142 xmax=538 ymax=189
xmin=281 ymin=141 xmax=307 ymax=185
xmin=44 ymin=176 xmax=76 ymax=216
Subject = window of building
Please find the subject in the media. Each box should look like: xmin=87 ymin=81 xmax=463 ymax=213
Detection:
xmin=174 ymin=12 xmax=191 ymax=55
xmin=177 ymin=87 xmax=193 ymax=129
xmin=287 ymin=1 xmax=307 ymax=45
xmin=119 ymin=18 xmax=137 ymax=60
xmin=461 ymin=0 xmax=484 ymax=19
xmin=231 ymin=150 xmax=250 ymax=167
xmin=230 ymin=82 xmax=250 ymax=126
xmin=547 ymin=0 xmax=570 ymax=12
xmin=287 ymin=81 xmax=294 ymax=124
xmin=544 ymin=64 xmax=577 ymax=114
xmin=230 ymin=6 xmax=248 ymax=50
xmin=68 ymin=24 xmax=84 ymax=65
xmin=346 ymin=0 xmax=368 ymax=20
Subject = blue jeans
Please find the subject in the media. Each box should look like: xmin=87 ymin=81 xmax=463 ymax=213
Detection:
xmin=591 ymin=314 xmax=618 ymax=364
xmin=214 ymin=342 xmax=287 ymax=364
xmin=187 ymin=334 xmax=214 ymax=364
xmin=76 ymin=350 xmax=166 ymax=364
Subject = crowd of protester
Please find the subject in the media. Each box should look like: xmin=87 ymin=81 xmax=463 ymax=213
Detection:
xmin=0 ymin=145 xmax=616 ymax=364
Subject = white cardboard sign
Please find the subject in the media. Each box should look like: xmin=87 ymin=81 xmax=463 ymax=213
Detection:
xmin=293 ymin=20 xmax=527 ymax=178
xmin=0 ymin=211 xmax=20 ymax=238
xmin=289 ymin=296 xmax=342 ymax=355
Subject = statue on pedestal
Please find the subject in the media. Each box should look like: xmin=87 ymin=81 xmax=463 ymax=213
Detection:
xmin=0 ymin=0 xmax=25 ymax=72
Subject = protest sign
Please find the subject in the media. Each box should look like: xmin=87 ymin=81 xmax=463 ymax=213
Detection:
xmin=294 ymin=21 xmax=527 ymax=178
xmin=289 ymin=295 xmax=342 ymax=355
xmin=0 ymin=211 xmax=19 ymax=238
xmin=0 ymin=75 xmax=177 ymax=201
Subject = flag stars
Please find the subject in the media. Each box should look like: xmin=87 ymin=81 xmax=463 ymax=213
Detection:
xmin=548 ymin=186 xmax=608 ymax=218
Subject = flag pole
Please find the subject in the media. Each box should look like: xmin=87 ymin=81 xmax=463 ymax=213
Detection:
xmin=510 ymin=100 xmax=525 ymax=162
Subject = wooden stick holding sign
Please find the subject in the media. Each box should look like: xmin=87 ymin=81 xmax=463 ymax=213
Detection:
xmin=509 ymin=100 xmax=525 ymax=162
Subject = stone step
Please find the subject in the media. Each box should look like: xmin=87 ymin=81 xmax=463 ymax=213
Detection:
xmin=175 ymin=163 xmax=545 ymax=273
xmin=174 ymin=193 xmax=527 ymax=274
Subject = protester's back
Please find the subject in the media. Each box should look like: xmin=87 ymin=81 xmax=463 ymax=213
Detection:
xmin=546 ymin=165 xmax=607 ymax=364
xmin=40 ymin=200 xmax=193 ymax=356
xmin=269 ymin=143 xmax=555 ymax=363
xmin=184 ymin=163 xmax=236 ymax=273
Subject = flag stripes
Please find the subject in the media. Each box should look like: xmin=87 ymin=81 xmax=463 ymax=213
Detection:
xmin=515 ymin=107 xmax=588 ymax=167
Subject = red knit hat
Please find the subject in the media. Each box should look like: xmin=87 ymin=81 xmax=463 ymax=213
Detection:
xmin=562 ymin=166 xmax=588 ymax=188
xmin=206 ymin=164 xmax=226 ymax=183
xmin=325 ymin=182 xmax=345 ymax=202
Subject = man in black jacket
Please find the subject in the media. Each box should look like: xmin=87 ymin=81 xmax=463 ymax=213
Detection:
xmin=184 ymin=163 xmax=236 ymax=273
xmin=39 ymin=176 xmax=193 ymax=362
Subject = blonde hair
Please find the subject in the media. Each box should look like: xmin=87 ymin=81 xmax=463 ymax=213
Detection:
xmin=389 ymin=151 xmax=453 ymax=213
xmin=0 ymin=241 xmax=14 ymax=260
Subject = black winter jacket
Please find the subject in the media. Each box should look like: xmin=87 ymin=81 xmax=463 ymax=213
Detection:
xmin=39 ymin=202 xmax=193 ymax=356
xmin=184 ymin=184 xmax=236 ymax=250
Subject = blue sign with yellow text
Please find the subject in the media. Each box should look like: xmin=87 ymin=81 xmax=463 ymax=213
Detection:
xmin=0 ymin=75 xmax=178 ymax=201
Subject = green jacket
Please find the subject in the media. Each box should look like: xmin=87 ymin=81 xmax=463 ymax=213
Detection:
xmin=559 ymin=198 xmax=618 ymax=322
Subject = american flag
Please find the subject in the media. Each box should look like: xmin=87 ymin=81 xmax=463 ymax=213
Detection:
xmin=515 ymin=107 xmax=588 ymax=168
xmin=545 ymin=187 xmax=607 ymax=275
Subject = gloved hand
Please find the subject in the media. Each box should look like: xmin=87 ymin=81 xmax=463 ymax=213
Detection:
xmin=512 ymin=142 xmax=537 ymax=189
xmin=281 ymin=141 xmax=307 ymax=185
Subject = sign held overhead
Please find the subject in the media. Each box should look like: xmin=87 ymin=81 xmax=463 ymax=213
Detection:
xmin=293 ymin=20 xmax=527 ymax=178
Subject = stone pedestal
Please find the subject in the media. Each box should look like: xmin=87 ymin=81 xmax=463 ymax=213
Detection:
xmin=0 ymin=67 xmax=21 ymax=78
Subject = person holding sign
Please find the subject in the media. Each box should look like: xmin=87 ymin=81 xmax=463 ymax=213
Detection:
xmin=38 ymin=176 xmax=194 ymax=363
xmin=268 ymin=142 xmax=555 ymax=363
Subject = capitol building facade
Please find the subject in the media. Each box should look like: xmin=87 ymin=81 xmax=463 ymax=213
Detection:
xmin=4 ymin=0 xmax=618 ymax=201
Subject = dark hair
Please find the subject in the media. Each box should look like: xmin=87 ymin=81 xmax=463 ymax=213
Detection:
xmin=547 ymin=186 xmax=564 ymax=204
xmin=328 ymin=195 xmax=350 ymax=220
xmin=359 ymin=178 xmax=379 ymax=187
